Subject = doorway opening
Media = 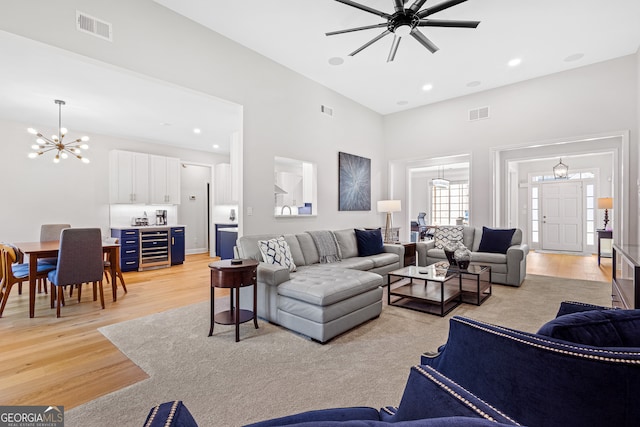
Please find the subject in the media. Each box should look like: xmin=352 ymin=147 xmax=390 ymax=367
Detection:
xmin=494 ymin=132 xmax=628 ymax=251
xmin=405 ymin=154 xmax=471 ymax=242
xmin=179 ymin=163 xmax=213 ymax=255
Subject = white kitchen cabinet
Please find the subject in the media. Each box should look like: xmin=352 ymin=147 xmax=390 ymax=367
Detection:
xmin=214 ymin=163 xmax=232 ymax=204
xmin=109 ymin=150 xmax=150 ymax=204
xmin=150 ymin=155 xmax=181 ymax=204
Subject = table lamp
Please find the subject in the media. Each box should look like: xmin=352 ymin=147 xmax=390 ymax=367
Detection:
xmin=597 ymin=197 xmax=613 ymax=229
xmin=377 ymin=200 xmax=401 ymax=243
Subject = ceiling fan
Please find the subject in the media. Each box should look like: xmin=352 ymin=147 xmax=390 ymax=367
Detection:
xmin=326 ymin=0 xmax=480 ymax=62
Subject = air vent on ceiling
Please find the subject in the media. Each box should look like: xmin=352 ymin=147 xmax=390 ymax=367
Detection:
xmin=76 ymin=11 xmax=112 ymax=42
xmin=321 ymin=105 xmax=334 ymax=117
xmin=469 ymin=106 xmax=490 ymax=121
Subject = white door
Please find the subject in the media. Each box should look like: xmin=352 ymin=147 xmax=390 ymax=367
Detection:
xmin=542 ymin=182 xmax=583 ymax=251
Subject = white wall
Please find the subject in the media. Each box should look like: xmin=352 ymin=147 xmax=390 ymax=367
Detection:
xmin=637 ymin=47 xmax=640 ymax=244
xmin=0 ymin=118 xmax=226 ymax=242
xmin=0 ymin=0 xmax=385 ymax=237
xmin=384 ymin=55 xmax=639 ymax=243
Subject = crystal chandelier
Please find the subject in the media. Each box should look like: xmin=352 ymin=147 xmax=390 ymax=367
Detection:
xmin=27 ymin=99 xmax=90 ymax=163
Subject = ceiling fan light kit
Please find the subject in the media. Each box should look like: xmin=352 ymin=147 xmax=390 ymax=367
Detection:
xmin=327 ymin=0 xmax=480 ymax=62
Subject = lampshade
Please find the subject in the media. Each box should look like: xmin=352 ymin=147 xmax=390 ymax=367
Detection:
xmin=377 ymin=200 xmax=401 ymax=213
xmin=597 ymin=198 xmax=613 ymax=209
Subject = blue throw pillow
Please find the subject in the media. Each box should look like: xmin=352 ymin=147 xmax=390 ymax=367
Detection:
xmin=355 ymin=228 xmax=384 ymax=257
xmin=537 ymin=309 xmax=640 ymax=347
xmin=555 ymin=301 xmax=614 ymax=317
xmin=477 ymin=227 xmax=515 ymax=254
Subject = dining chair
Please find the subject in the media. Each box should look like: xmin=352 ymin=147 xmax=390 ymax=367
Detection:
xmin=47 ymin=228 xmax=105 ymax=318
xmin=0 ymin=244 xmax=55 ymax=317
xmin=38 ymin=224 xmax=71 ymax=294
xmin=103 ymin=237 xmax=127 ymax=294
xmin=39 ymin=224 xmax=71 ymax=262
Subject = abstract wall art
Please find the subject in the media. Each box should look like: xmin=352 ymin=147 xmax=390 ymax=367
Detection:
xmin=338 ymin=152 xmax=371 ymax=211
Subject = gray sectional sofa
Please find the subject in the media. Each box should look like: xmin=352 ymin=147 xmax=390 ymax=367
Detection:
xmin=416 ymin=226 xmax=529 ymax=286
xmin=235 ymin=229 xmax=404 ymax=342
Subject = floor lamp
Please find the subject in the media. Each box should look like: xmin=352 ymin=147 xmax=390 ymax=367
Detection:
xmin=377 ymin=200 xmax=401 ymax=243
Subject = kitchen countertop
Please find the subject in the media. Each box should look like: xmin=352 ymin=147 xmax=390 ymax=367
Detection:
xmin=111 ymin=225 xmax=187 ymax=230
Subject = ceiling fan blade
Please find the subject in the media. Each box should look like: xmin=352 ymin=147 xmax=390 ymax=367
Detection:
xmin=409 ymin=0 xmax=429 ymax=12
xmin=393 ymin=0 xmax=405 ymax=12
xmin=387 ymin=34 xmax=402 ymax=62
xmin=417 ymin=0 xmax=468 ymax=18
xmin=326 ymin=23 xmax=388 ymax=36
xmin=410 ymin=29 xmax=439 ymax=53
xmin=349 ymin=30 xmax=391 ymax=56
xmin=334 ymin=0 xmax=390 ymax=19
xmin=418 ymin=18 xmax=480 ymax=28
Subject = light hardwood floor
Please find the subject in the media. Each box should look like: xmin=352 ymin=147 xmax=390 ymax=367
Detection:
xmin=527 ymin=250 xmax=612 ymax=282
xmin=0 ymin=251 xmax=612 ymax=410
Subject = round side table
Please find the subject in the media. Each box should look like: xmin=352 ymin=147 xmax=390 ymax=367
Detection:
xmin=208 ymin=259 xmax=259 ymax=342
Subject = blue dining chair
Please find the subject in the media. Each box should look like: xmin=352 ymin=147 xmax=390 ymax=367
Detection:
xmin=0 ymin=244 xmax=56 ymax=317
xmin=47 ymin=228 xmax=105 ymax=318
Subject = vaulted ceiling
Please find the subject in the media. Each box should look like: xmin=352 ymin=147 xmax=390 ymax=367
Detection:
xmin=154 ymin=0 xmax=640 ymax=114
xmin=2 ymin=1 xmax=639 ymax=155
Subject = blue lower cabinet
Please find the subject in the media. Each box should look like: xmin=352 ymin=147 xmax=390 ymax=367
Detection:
xmin=112 ymin=228 xmax=140 ymax=272
xmin=215 ymin=224 xmax=237 ymax=260
xmin=171 ymin=227 xmax=185 ymax=265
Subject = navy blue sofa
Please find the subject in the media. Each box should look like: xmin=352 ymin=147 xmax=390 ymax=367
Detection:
xmin=143 ymin=365 xmax=521 ymax=427
xmin=421 ymin=301 xmax=640 ymax=427
xmin=245 ymin=364 xmax=521 ymax=426
xmin=145 ymin=302 xmax=640 ymax=427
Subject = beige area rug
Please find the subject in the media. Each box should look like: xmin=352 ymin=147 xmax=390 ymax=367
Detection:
xmin=67 ymin=275 xmax=611 ymax=427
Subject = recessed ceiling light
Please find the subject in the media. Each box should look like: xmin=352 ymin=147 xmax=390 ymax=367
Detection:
xmin=328 ymin=57 xmax=344 ymax=66
xmin=564 ymin=53 xmax=584 ymax=62
xmin=466 ymin=81 xmax=481 ymax=87
xmin=508 ymin=58 xmax=522 ymax=67
xmin=422 ymin=84 xmax=433 ymax=91
xmin=397 ymin=100 xmax=409 ymax=106
xmin=193 ymin=128 xmax=201 ymax=134
xmin=212 ymin=144 xmax=219 ymax=149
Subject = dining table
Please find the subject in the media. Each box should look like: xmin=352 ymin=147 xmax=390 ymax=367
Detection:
xmin=12 ymin=241 xmax=123 ymax=318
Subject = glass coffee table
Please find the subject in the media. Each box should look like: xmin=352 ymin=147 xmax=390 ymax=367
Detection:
xmin=387 ymin=262 xmax=461 ymax=316
xmin=449 ymin=264 xmax=492 ymax=305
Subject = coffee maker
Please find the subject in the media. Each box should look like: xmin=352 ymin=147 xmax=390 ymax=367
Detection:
xmin=156 ymin=210 xmax=167 ymax=225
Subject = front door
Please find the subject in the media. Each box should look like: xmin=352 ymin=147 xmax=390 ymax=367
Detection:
xmin=542 ymin=182 xmax=583 ymax=252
